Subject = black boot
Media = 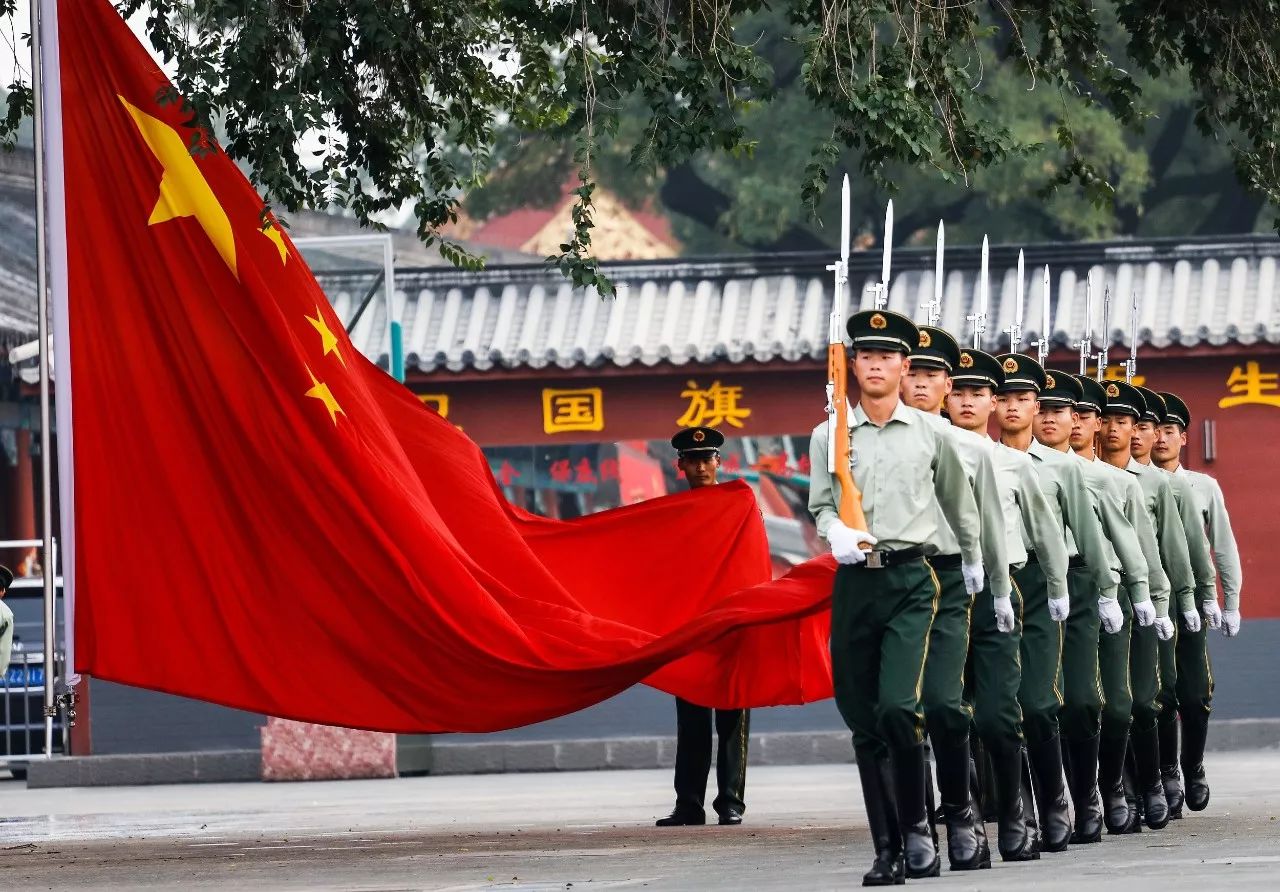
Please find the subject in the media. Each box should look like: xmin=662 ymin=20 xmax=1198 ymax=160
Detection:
xmin=891 ymin=745 xmax=941 ymax=879
xmin=1099 ymin=735 xmax=1134 ymax=834
xmin=972 ymin=739 xmax=999 ymax=823
xmin=856 ymin=753 xmax=904 ymax=886
xmin=1064 ymin=735 xmax=1103 ymax=844
xmin=1159 ymin=719 xmax=1184 ymax=819
xmin=1027 ymin=736 xmax=1072 ymax=852
xmin=1122 ymin=746 xmax=1144 ymax=834
xmin=991 ymin=746 xmax=1039 ymax=862
xmin=933 ymin=738 xmax=991 ymax=871
xmin=1181 ymin=712 xmax=1211 ymax=812
xmin=1131 ymin=725 xmax=1170 ymax=829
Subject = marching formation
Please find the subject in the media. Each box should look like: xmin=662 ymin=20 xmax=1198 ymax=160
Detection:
xmin=809 ymin=178 xmax=1243 ymax=885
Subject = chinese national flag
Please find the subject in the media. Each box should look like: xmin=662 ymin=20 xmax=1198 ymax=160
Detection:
xmin=52 ymin=0 xmax=835 ymax=732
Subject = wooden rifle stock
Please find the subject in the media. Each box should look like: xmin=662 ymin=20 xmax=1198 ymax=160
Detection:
xmin=828 ymin=339 xmax=871 ymax=538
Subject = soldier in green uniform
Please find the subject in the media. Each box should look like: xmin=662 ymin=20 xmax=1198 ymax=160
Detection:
xmin=1152 ymin=391 xmax=1243 ymax=813
xmin=1012 ymin=369 xmax=1121 ymax=844
xmin=1098 ymin=382 xmax=1195 ymax=830
xmin=1129 ymin=387 xmax=1216 ymax=820
xmin=655 ymin=426 xmax=750 ymax=828
xmin=902 ymin=325 xmax=1008 ymax=870
xmin=946 ymin=350 xmax=1071 ymax=860
xmin=1071 ymin=375 xmax=1162 ymax=835
xmin=809 ymin=309 xmax=984 ymax=885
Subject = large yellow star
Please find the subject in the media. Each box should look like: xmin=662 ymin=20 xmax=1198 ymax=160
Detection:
xmin=119 ymin=95 xmax=238 ymax=277
xmin=305 ymin=306 xmax=346 ymax=366
xmin=304 ymin=367 xmax=344 ymax=425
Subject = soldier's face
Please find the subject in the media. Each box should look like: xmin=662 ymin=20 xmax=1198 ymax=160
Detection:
xmin=995 ymin=390 xmax=1038 ymax=433
xmin=945 ymin=385 xmax=995 ymax=433
xmin=901 ymin=367 xmax=951 ymax=412
xmin=1100 ymin=413 xmax=1135 ymax=452
xmin=1153 ymin=423 xmax=1187 ymax=463
xmin=678 ymin=452 xmax=720 ymax=489
xmin=1034 ymin=405 xmax=1076 ymax=448
xmin=1071 ymin=410 xmax=1101 ymax=450
xmin=1131 ymin=420 xmax=1157 ymax=460
xmin=854 ymin=349 xmax=906 ymax=398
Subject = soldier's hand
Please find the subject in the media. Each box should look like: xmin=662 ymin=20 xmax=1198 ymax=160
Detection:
xmin=1048 ymin=596 xmax=1070 ymax=623
xmin=1182 ymin=609 xmax=1202 ymax=633
xmin=1132 ymin=599 xmax=1156 ymax=628
xmin=1098 ymin=597 xmax=1124 ymax=634
xmin=1222 ymin=608 xmax=1241 ymax=638
xmin=1155 ymin=617 xmax=1175 ymax=641
xmin=828 ymin=522 xmax=876 ymax=565
xmin=961 ymin=562 xmax=984 ymax=596
xmin=993 ymin=596 xmax=1015 ymax=633
xmin=1201 ymin=599 xmax=1224 ymax=630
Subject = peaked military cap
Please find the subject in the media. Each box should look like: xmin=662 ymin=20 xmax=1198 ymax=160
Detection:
xmin=1160 ymin=391 xmax=1192 ymax=429
xmin=1136 ymin=386 xmax=1167 ymax=424
xmin=910 ymin=325 xmax=961 ymax=373
xmin=1039 ymin=369 xmax=1083 ymax=407
xmin=1101 ymin=379 xmax=1146 ymax=419
xmin=995 ymin=353 xmax=1047 ymax=394
xmin=671 ymin=426 xmax=724 ymax=455
xmin=952 ymin=348 xmax=1005 ymax=390
xmin=847 ymin=309 xmax=919 ymax=355
xmin=1073 ymin=375 xmax=1107 ymax=414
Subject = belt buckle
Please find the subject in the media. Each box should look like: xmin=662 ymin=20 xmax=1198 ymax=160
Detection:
xmin=865 ymin=550 xmax=884 ymax=569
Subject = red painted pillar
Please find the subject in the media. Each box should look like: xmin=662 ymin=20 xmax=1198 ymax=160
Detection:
xmin=6 ymin=430 xmax=36 ymax=574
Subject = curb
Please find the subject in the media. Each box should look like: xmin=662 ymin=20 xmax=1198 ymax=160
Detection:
xmin=21 ymin=719 xmax=1280 ymax=788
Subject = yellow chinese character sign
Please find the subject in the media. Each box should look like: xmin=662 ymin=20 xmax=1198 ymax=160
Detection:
xmin=1219 ymin=361 xmax=1280 ymax=409
xmin=1101 ymin=366 xmax=1145 ymax=388
xmin=542 ymin=387 xmax=605 ymax=434
xmin=677 ymin=380 xmax=752 ymax=429
xmin=417 ymin=394 xmax=450 ymax=418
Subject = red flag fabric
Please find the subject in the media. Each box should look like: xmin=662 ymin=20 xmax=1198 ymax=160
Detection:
xmin=57 ymin=0 xmax=836 ymax=732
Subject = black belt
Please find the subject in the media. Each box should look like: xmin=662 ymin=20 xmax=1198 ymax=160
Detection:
xmin=1024 ymin=549 xmax=1039 ymax=565
xmin=927 ymin=553 xmax=963 ymax=571
xmin=1068 ymin=555 xmax=1088 ymax=569
xmin=856 ymin=545 xmax=926 ymax=570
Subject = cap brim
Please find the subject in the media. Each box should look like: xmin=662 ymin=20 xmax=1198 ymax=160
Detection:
xmin=996 ymin=383 xmax=1040 ymax=393
xmin=852 ymin=335 xmax=913 ymax=353
xmin=908 ymin=356 xmax=952 ymax=372
xmin=952 ymin=373 xmax=999 ymax=388
xmin=1037 ymin=395 xmax=1075 ymax=407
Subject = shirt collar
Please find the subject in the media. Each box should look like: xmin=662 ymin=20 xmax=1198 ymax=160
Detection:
xmin=851 ymin=399 xmax=915 ymax=428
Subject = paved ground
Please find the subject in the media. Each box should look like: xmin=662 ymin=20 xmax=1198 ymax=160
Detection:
xmin=2 ymin=751 xmax=1278 ymax=890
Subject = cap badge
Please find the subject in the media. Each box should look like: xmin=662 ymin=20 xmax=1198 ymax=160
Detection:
xmin=692 ymin=429 xmax=706 ymax=443
xmin=959 ymin=352 xmax=974 ymax=368
xmin=919 ymin=330 xmax=933 ymax=348
xmin=870 ymin=313 xmax=888 ymax=330
xmin=1002 ymin=357 xmax=1019 ymax=373
xmin=1045 ymin=373 xmax=1056 ymax=389
xmin=1106 ymin=383 xmax=1121 ymax=398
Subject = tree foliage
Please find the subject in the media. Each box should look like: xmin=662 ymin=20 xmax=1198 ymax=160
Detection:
xmin=3 ymin=1 xmax=1280 ymax=284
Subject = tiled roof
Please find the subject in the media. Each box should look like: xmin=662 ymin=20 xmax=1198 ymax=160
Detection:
xmin=321 ymin=235 xmax=1280 ymax=374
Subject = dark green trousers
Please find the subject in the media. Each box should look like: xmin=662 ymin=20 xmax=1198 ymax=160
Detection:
xmin=922 ymin=565 xmax=974 ymax=749
xmin=1060 ymin=566 xmax=1104 ymax=742
xmin=1099 ymin=583 xmax=1136 ymax=742
xmin=673 ymin=698 xmax=749 ymax=817
xmin=1156 ymin=628 xmax=1178 ymax=731
xmin=831 ymin=558 xmax=940 ymax=754
xmin=964 ymin=581 xmax=1025 ymax=756
xmin=1015 ymin=561 xmax=1063 ymax=746
xmin=1129 ymin=607 xmax=1162 ymax=733
xmin=1156 ymin=602 xmax=1215 ymax=735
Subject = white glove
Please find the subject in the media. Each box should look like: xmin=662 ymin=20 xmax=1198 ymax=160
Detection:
xmin=1182 ymin=609 xmax=1202 ymax=634
xmin=962 ymin=562 xmax=984 ymax=596
xmin=1048 ymin=596 xmax=1070 ymax=623
xmin=1201 ymin=599 xmax=1224 ymax=630
xmin=1222 ymin=608 xmax=1241 ymax=638
xmin=1098 ymin=597 xmax=1124 ymax=634
xmin=828 ymin=521 xmax=876 ymax=565
xmin=1154 ymin=616 xmax=1175 ymax=641
xmin=1132 ymin=599 xmax=1156 ymax=628
xmin=993 ymin=596 xmax=1015 ymax=633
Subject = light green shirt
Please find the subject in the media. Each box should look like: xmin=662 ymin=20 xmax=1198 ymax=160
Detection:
xmin=1177 ymin=467 xmax=1244 ymax=611
xmin=993 ymin=442 xmax=1070 ymax=602
xmin=1074 ymin=454 xmax=1154 ymax=606
xmin=917 ymin=416 xmax=1010 ymax=598
xmin=808 ymin=401 xmax=982 ymax=565
xmin=1128 ymin=459 xmax=1197 ymax=614
xmin=1163 ymin=471 xmax=1217 ymax=605
xmin=1028 ymin=441 xmax=1121 ymax=601
xmin=1092 ymin=457 xmax=1168 ymax=615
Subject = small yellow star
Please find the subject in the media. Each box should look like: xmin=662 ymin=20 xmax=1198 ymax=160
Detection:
xmin=261 ymin=219 xmax=288 ymax=265
xmin=304 ymin=366 xmax=344 ymax=425
xmin=305 ymin=306 xmax=345 ymax=366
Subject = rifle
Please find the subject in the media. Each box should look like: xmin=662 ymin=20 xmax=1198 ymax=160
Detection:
xmin=869 ymin=200 xmax=893 ymax=310
xmin=1037 ymin=264 xmax=1051 ymax=365
xmin=1095 ymin=287 xmax=1112 ymax=382
xmin=826 ymin=175 xmax=871 ymax=537
xmin=921 ymin=220 xmax=943 ymax=326
xmin=1125 ymin=289 xmax=1140 ymax=382
xmin=968 ymin=235 xmax=989 ymax=348
xmin=1006 ymin=248 xmax=1025 ymax=353
xmin=1077 ymin=271 xmax=1094 ymax=375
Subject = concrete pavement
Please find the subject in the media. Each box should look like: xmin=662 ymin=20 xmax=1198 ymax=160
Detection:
xmin=3 ymin=750 xmax=1279 ymax=889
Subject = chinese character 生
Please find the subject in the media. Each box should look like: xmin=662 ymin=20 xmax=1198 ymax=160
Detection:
xmin=1218 ymin=361 xmax=1280 ymax=409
